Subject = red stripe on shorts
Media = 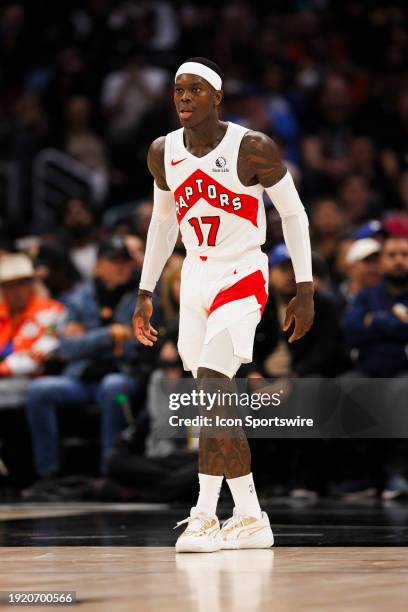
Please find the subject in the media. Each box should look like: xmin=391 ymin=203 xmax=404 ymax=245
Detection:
xmin=208 ymin=270 xmax=268 ymax=316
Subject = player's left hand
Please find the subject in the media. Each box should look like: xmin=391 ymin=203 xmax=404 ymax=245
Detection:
xmin=283 ymin=288 xmax=315 ymax=343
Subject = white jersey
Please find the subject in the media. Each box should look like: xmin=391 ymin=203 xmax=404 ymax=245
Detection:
xmin=164 ymin=121 xmax=266 ymax=259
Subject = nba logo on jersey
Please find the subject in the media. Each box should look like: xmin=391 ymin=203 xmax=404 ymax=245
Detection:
xmin=213 ymin=156 xmax=229 ymax=173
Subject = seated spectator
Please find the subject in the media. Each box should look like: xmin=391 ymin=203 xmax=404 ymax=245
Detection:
xmin=338 ymin=237 xmax=381 ymax=306
xmin=348 ymin=137 xmax=389 ymax=197
xmin=331 ymin=233 xmax=354 ymax=288
xmin=310 ymin=198 xmax=347 ymax=268
xmin=132 ymin=201 xmax=154 ymax=241
xmin=94 ymin=332 xmax=197 ymax=504
xmin=122 ymin=235 xmax=145 ymax=274
xmin=247 ymin=243 xmax=346 ymax=378
xmin=344 ymin=236 xmax=408 ymax=376
xmin=338 ymin=174 xmax=380 ymax=226
xmin=244 ymin=244 xmax=347 ymax=499
xmin=137 ymin=254 xmax=183 ymax=377
xmin=57 ymin=197 xmax=102 ymax=280
xmin=160 ymin=255 xmax=183 ymax=328
xmin=25 ymin=236 xmax=140 ymax=480
xmin=33 ymin=242 xmax=81 ymax=305
xmin=339 ymin=237 xmax=408 ymax=500
xmin=0 ymin=253 xmax=65 ymax=406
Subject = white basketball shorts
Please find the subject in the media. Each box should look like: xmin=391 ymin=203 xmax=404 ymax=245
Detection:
xmin=177 ymin=249 xmax=269 ymax=378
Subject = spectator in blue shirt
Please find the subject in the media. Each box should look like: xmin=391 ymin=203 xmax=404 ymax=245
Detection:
xmin=344 ymin=236 xmax=408 ymax=376
xmin=26 ymin=236 xmax=142 ymax=479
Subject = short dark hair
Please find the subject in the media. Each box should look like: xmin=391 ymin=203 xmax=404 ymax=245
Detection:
xmin=184 ymin=57 xmax=223 ymax=80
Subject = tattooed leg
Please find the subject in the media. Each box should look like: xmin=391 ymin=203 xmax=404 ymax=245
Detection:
xmin=197 ymin=366 xmax=251 ymax=479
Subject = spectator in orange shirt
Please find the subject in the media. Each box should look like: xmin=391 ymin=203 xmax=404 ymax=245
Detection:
xmin=0 ymin=254 xmax=66 ymax=388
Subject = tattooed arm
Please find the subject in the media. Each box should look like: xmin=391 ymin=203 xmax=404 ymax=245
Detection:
xmin=238 ymin=131 xmax=287 ymax=187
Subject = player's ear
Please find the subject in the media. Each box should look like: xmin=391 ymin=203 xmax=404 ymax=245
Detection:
xmin=214 ymin=90 xmax=223 ymax=107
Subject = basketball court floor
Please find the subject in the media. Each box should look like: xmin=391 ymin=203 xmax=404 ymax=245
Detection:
xmin=1 ymin=499 xmax=408 ymax=611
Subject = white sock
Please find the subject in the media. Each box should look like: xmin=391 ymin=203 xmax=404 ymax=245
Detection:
xmin=195 ymin=473 xmax=223 ymax=516
xmin=226 ymin=473 xmax=262 ymax=520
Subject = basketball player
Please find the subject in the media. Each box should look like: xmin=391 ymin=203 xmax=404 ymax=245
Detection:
xmin=133 ymin=58 xmax=314 ymax=552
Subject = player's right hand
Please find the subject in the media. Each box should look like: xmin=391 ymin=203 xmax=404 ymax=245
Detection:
xmin=132 ymin=296 xmax=158 ymax=347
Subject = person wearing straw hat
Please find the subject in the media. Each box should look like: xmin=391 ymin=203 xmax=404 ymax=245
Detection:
xmin=0 ymin=253 xmax=65 ymax=379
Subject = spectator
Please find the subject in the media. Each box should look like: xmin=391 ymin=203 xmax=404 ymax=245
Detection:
xmin=338 ymin=174 xmax=379 ymax=226
xmin=332 ymin=234 xmax=355 ymax=286
xmin=160 ymin=255 xmax=183 ymax=328
xmin=25 ymin=236 xmax=140 ymax=479
xmin=122 ymin=235 xmax=145 ymax=277
xmin=344 ymin=236 xmax=408 ymax=376
xmin=348 ymin=137 xmax=388 ymax=196
xmin=33 ymin=242 xmax=81 ymax=305
xmin=96 ymin=331 xmax=195 ymax=503
xmin=138 ymin=254 xmax=183 ymax=377
xmin=339 ymin=238 xmax=382 ymax=306
xmin=310 ymin=198 xmax=347 ymax=267
xmin=132 ymin=201 xmax=154 ymax=241
xmin=57 ymin=198 xmax=101 ymax=280
xmin=0 ymin=253 xmax=65 ymax=406
xmin=246 ymin=243 xmax=347 ymax=499
xmin=247 ymin=244 xmax=345 ymax=378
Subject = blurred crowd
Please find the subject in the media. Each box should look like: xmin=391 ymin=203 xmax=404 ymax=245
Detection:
xmin=0 ymin=0 xmax=408 ymax=502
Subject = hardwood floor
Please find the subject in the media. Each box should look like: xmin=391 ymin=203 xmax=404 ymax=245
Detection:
xmin=1 ymin=501 xmax=408 ymax=610
xmin=0 ymin=546 xmax=407 ymax=611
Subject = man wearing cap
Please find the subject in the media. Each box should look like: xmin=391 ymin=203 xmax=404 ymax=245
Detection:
xmin=26 ymin=237 xmax=141 ymax=480
xmin=132 ymin=57 xmax=315 ymax=551
xmin=344 ymin=237 xmax=408 ymax=500
xmin=339 ymin=237 xmax=382 ymax=305
xmin=345 ymin=236 xmax=408 ymax=377
xmin=0 ymin=253 xmax=65 ymax=385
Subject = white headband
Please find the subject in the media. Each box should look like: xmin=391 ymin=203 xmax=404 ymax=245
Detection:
xmin=175 ymin=61 xmax=222 ymax=90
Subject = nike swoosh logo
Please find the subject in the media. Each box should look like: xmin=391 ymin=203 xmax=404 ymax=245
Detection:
xmin=171 ymin=158 xmax=186 ymax=166
xmin=241 ymin=526 xmax=268 ymax=538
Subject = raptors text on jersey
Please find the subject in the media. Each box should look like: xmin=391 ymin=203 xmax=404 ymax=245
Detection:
xmin=164 ymin=122 xmax=266 ymax=259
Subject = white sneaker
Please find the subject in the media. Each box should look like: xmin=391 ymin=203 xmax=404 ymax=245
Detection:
xmin=174 ymin=506 xmax=221 ymax=553
xmin=220 ymin=508 xmax=274 ymax=549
